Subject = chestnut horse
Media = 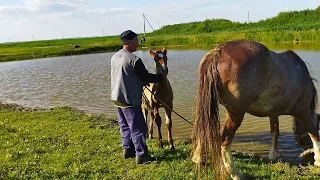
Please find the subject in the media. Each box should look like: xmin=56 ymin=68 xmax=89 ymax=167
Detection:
xmin=142 ymin=48 xmax=175 ymax=150
xmin=192 ymin=40 xmax=320 ymax=179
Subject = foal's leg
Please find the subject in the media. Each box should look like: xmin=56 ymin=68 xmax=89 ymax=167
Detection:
xmin=149 ymin=111 xmax=154 ymax=140
xmin=293 ymin=111 xmax=320 ymax=166
xmin=154 ymin=108 xmax=163 ymax=148
xmin=269 ymin=116 xmax=280 ymax=161
xmin=165 ymin=106 xmax=175 ymax=150
xmin=143 ymin=108 xmax=149 ymax=137
xmin=221 ymin=110 xmax=245 ymax=180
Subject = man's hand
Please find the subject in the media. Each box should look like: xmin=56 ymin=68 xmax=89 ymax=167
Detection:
xmin=154 ymin=55 xmax=161 ymax=62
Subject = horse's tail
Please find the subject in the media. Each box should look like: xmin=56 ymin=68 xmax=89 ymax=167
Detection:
xmin=192 ymin=49 xmax=223 ymax=178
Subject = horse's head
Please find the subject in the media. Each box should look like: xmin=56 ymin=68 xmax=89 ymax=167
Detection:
xmin=293 ymin=113 xmax=320 ymax=149
xmin=149 ymin=48 xmax=168 ymax=75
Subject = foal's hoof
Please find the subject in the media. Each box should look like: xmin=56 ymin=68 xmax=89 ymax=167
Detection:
xmin=170 ymin=146 xmax=175 ymax=151
xmin=148 ymin=136 xmax=153 ymax=140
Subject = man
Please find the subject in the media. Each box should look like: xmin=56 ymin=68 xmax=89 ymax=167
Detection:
xmin=111 ymin=30 xmax=163 ymax=164
xmin=140 ymin=36 xmax=146 ymax=44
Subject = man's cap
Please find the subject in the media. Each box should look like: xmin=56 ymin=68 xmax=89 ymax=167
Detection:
xmin=120 ymin=30 xmax=137 ymax=44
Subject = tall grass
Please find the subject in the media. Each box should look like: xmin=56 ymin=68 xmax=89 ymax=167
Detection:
xmin=144 ymin=30 xmax=320 ymax=47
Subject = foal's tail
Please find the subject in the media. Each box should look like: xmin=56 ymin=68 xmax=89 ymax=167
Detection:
xmin=192 ymin=49 xmax=223 ymax=178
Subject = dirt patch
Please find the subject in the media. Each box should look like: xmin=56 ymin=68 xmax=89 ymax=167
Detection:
xmin=0 ymin=102 xmax=49 ymax=112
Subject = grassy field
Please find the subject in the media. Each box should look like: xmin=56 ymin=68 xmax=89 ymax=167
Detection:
xmin=0 ymin=36 xmax=122 ymax=62
xmin=1 ymin=103 xmax=320 ymax=179
xmin=153 ymin=9 xmax=320 ymax=35
xmin=1 ymin=9 xmax=320 ymax=62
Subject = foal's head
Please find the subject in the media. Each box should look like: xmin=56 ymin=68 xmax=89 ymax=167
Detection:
xmin=149 ymin=48 xmax=168 ymax=75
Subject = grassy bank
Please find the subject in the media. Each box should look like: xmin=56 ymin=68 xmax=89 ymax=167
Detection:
xmin=0 ymin=36 xmax=122 ymax=62
xmin=2 ymin=31 xmax=320 ymax=63
xmin=146 ymin=8 xmax=320 ymax=47
xmin=153 ymin=9 xmax=320 ymax=35
xmin=144 ymin=30 xmax=320 ymax=47
xmin=1 ymin=103 xmax=320 ymax=179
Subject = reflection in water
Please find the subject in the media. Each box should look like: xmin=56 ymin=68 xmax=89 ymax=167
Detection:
xmin=1 ymin=47 xmax=320 ymax=157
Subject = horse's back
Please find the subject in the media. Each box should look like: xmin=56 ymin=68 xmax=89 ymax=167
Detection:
xmin=216 ymin=40 xmax=312 ymax=116
xmin=216 ymin=40 xmax=274 ymax=107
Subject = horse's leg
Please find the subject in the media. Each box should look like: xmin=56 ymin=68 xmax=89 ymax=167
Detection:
xmin=221 ymin=110 xmax=245 ymax=180
xmin=165 ymin=106 xmax=175 ymax=150
xmin=154 ymin=108 xmax=163 ymax=148
xmin=293 ymin=111 xmax=320 ymax=166
xmin=149 ymin=111 xmax=154 ymax=140
xmin=269 ymin=116 xmax=280 ymax=161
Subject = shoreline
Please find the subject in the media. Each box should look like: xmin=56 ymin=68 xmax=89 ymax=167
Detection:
xmin=2 ymin=31 xmax=320 ymax=63
xmin=1 ymin=41 xmax=320 ymax=63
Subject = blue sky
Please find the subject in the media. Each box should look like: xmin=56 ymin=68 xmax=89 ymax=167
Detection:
xmin=0 ymin=0 xmax=319 ymax=42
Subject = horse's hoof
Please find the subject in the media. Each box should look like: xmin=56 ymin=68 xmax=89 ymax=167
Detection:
xmin=268 ymin=151 xmax=280 ymax=161
xmin=148 ymin=136 xmax=153 ymax=140
xmin=191 ymin=155 xmax=201 ymax=164
xmin=230 ymin=170 xmax=244 ymax=180
xmin=170 ymin=146 xmax=175 ymax=151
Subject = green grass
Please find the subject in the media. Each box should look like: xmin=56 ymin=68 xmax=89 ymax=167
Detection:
xmin=153 ymin=9 xmax=320 ymax=35
xmin=0 ymin=36 xmax=122 ymax=62
xmin=1 ymin=103 xmax=320 ymax=179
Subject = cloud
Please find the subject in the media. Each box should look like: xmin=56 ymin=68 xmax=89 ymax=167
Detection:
xmin=0 ymin=5 xmax=29 ymax=14
xmin=0 ymin=0 xmax=134 ymax=18
xmin=0 ymin=0 xmax=214 ymax=42
xmin=0 ymin=0 xmax=90 ymax=15
xmin=0 ymin=20 xmax=8 ymax=24
xmin=24 ymin=0 xmax=90 ymax=10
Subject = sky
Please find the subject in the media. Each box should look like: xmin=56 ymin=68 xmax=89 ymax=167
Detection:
xmin=0 ymin=0 xmax=319 ymax=43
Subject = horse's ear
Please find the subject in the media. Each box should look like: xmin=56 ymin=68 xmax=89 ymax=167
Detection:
xmin=162 ymin=47 xmax=167 ymax=55
xmin=149 ymin=49 xmax=156 ymax=57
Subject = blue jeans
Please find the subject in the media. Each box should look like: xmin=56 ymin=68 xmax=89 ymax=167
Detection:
xmin=117 ymin=106 xmax=148 ymax=157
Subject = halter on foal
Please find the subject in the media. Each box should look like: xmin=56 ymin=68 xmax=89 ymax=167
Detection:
xmin=192 ymin=40 xmax=320 ymax=179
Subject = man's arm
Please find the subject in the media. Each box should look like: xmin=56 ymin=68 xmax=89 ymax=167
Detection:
xmin=134 ymin=59 xmax=163 ymax=83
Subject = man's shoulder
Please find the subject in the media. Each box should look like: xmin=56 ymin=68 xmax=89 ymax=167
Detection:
xmin=112 ymin=49 xmax=125 ymax=57
xmin=111 ymin=49 xmax=140 ymax=66
xmin=113 ymin=49 xmax=138 ymax=58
